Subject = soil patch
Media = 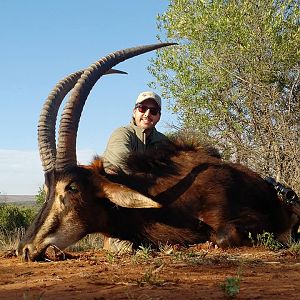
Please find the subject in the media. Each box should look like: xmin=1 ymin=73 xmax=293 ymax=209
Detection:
xmin=0 ymin=245 xmax=299 ymax=299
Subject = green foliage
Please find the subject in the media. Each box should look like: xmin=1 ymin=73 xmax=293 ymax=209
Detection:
xmin=35 ymin=186 xmax=46 ymax=206
xmin=135 ymin=267 xmax=164 ymax=286
xmin=220 ymin=275 xmax=240 ymax=298
xmin=287 ymin=240 xmax=300 ymax=256
xmin=256 ymin=232 xmax=283 ymax=251
xmin=0 ymin=204 xmax=37 ymax=233
xmin=135 ymin=244 xmax=153 ymax=260
xmin=0 ymin=204 xmax=37 ymax=250
xmin=150 ymin=0 xmax=300 ymax=192
xmin=106 ymin=252 xmax=117 ymax=263
xmin=248 ymin=231 xmax=283 ymax=251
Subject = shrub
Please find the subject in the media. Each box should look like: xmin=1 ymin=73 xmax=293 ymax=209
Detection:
xmin=221 ymin=276 xmax=240 ymax=298
xmin=35 ymin=186 xmax=46 ymax=206
xmin=0 ymin=204 xmax=37 ymax=232
xmin=287 ymin=240 xmax=300 ymax=256
xmin=248 ymin=231 xmax=283 ymax=251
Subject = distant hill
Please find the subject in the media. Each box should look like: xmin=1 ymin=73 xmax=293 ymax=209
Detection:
xmin=0 ymin=195 xmax=36 ymax=205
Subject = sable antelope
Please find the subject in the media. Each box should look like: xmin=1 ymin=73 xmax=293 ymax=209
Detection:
xmin=17 ymin=43 xmax=300 ymax=261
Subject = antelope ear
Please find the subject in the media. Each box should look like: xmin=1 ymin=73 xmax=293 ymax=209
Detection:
xmin=98 ymin=182 xmax=161 ymax=208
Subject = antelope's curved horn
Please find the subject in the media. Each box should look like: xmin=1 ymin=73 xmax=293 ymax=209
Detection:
xmin=106 ymin=69 xmax=128 ymax=75
xmin=38 ymin=69 xmax=127 ymax=173
xmin=38 ymin=71 xmax=84 ymax=173
xmin=56 ymin=42 xmax=176 ymax=171
xmin=38 ymin=68 xmax=127 ymax=173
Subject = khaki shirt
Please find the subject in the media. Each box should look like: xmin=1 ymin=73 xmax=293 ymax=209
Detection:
xmin=103 ymin=120 xmax=168 ymax=174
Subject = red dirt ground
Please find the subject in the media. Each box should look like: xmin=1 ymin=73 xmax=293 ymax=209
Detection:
xmin=0 ymin=245 xmax=299 ymax=299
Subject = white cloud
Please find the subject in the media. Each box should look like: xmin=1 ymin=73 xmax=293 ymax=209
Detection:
xmin=0 ymin=149 xmax=96 ymax=195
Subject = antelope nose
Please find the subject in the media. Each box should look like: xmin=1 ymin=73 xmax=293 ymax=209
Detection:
xmin=23 ymin=247 xmax=30 ymax=262
xmin=16 ymin=243 xmax=31 ymax=261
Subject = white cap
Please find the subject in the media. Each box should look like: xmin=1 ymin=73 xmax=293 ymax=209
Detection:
xmin=135 ymin=91 xmax=161 ymax=108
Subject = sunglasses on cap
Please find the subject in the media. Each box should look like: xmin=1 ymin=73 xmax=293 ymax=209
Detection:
xmin=135 ymin=104 xmax=161 ymax=116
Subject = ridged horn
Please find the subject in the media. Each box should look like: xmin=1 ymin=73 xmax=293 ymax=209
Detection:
xmin=55 ymin=43 xmax=177 ymax=171
xmin=38 ymin=71 xmax=84 ymax=173
xmin=38 ymin=69 xmax=127 ymax=173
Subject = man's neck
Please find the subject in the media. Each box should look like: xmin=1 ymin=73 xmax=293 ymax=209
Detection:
xmin=144 ymin=128 xmax=153 ymax=137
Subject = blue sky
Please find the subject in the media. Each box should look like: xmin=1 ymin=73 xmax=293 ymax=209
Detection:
xmin=0 ymin=0 xmax=177 ymax=195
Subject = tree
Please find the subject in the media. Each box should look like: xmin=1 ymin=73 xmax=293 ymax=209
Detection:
xmin=35 ymin=186 xmax=46 ymax=206
xmin=149 ymin=0 xmax=300 ymax=193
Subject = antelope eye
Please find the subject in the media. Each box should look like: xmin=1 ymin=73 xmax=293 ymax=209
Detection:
xmin=67 ymin=182 xmax=79 ymax=193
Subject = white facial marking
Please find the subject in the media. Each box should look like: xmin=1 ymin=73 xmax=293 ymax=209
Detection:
xmin=31 ymin=179 xmax=69 ymax=249
xmin=43 ymin=184 xmax=49 ymax=202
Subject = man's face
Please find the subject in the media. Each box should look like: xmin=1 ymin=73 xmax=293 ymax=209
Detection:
xmin=133 ymin=99 xmax=161 ymax=131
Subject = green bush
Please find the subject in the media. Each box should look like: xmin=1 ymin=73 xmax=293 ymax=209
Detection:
xmin=0 ymin=204 xmax=37 ymax=232
xmin=248 ymin=231 xmax=283 ymax=251
xmin=221 ymin=276 xmax=240 ymax=298
xmin=35 ymin=186 xmax=46 ymax=206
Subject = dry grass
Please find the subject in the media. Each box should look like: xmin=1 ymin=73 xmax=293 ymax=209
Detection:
xmin=0 ymin=227 xmax=25 ymax=252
